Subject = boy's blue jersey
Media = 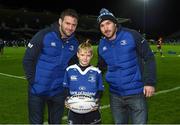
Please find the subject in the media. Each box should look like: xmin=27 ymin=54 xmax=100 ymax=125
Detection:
xmin=63 ymin=64 xmax=104 ymax=97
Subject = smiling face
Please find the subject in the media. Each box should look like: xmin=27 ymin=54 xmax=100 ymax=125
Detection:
xmin=77 ymin=49 xmax=93 ymax=67
xmin=59 ymin=16 xmax=78 ymax=38
xmin=99 ymin=20 xmax=117 ymax=40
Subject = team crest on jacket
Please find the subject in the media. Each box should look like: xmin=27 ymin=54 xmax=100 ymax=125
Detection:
xmin=69 ymin=45 xmax=74 ymax=51
xmin=51 ymin=42 xmax=56 ymax=47
xmin=120 ymin=40 xmax=127 ymax=45
xmin=88 ymin=74 xmax=96 ymax=83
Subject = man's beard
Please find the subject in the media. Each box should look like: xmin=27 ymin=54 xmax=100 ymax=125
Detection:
xmin=105 ymin=29 xmax=116 ymax=40
xmin=60 ymin=25 xmax=70 ymax=38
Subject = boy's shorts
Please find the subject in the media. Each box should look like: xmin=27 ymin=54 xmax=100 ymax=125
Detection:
xmin=68 ymin=110 xmax=101 ymax=124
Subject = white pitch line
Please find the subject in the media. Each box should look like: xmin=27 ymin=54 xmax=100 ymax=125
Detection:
xmin=1 ymin=72 xmax=180 ymax=121
xmin=0 ymin=72 xmax=26 ymax=79
xmin=62 ymin=86 xmax=180 ymax=121
xmin=154 ymin=86 xmax=180 ymax=95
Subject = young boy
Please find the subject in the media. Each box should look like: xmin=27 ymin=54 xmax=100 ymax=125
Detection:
xmin=63 ymin=40 xmax=104 ymax=124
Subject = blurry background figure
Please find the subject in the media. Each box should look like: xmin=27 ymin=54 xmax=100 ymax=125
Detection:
xmin=156 ymin=37 xmax=164 ymax=57
xmin=0 ymin=38 xmax=5 ymax=55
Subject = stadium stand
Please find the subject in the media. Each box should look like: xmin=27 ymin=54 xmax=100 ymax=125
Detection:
xmin=0 ymin=8 xmax=130 ymax=43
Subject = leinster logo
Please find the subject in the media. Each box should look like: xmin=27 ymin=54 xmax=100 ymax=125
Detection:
xmin=69 ymin=45 xmax=74 ymax=51
xmin=88 ymin=74 xmax=96 ymax=83
xmin=120 ymin=40 xmax=127 ymax=46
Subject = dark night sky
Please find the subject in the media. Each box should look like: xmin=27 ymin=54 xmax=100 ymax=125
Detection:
xmin=0 ymin=0 xmax=179 ymax=38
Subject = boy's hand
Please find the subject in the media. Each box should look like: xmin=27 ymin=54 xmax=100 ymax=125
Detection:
xmin=91 ymin=98 xmax=99 ymax=111
xmin=65 ymin=96 xmax=70 ymax=109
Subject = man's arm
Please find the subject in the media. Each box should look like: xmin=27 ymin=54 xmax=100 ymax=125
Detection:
xmin=97 ymin=47 xmax=107 ymax=74
xmin=132 ymin=30 xmax=157 ymax=97
xmin=22 ymin=32 xmax=43 ymax=84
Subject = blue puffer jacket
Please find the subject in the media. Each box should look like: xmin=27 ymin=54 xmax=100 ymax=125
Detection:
xmin=23 ymin=22 xmax=78 ymax=96
xmin=98 ymin=27 xmax=156 ymax=96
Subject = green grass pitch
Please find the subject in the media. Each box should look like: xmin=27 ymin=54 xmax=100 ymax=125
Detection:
xmin=0 ymin=45 xmax=180 ymax=123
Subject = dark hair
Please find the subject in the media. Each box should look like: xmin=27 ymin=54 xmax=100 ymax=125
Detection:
xmin=60 ymin=9 xmax=79 ymax=21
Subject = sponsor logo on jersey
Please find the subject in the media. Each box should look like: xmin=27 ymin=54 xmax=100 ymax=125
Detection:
xmin=70 ymin=91 xmax=96 ymax=96
xmin=70 ymin=75 xmax=77 ymax=81
xmin=79 ymin=86 xmax=86 ymax=91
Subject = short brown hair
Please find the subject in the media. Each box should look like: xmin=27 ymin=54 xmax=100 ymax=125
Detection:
xmin=60 ymin=9 xmax=79 ymax=21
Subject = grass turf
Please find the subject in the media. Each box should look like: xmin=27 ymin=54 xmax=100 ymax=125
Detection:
xmin=0 ymin=45 xmax=180 ymax=123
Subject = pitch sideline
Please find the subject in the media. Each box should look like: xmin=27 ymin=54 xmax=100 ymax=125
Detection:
xmin=0 ymin=72 xmax=26 ymax=79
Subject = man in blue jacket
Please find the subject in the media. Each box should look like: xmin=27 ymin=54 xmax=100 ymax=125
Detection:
xmin=23 ymin=9 xmax=79 ymax=124
xmin=97 ymin=8 xmax=156 ymax=124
